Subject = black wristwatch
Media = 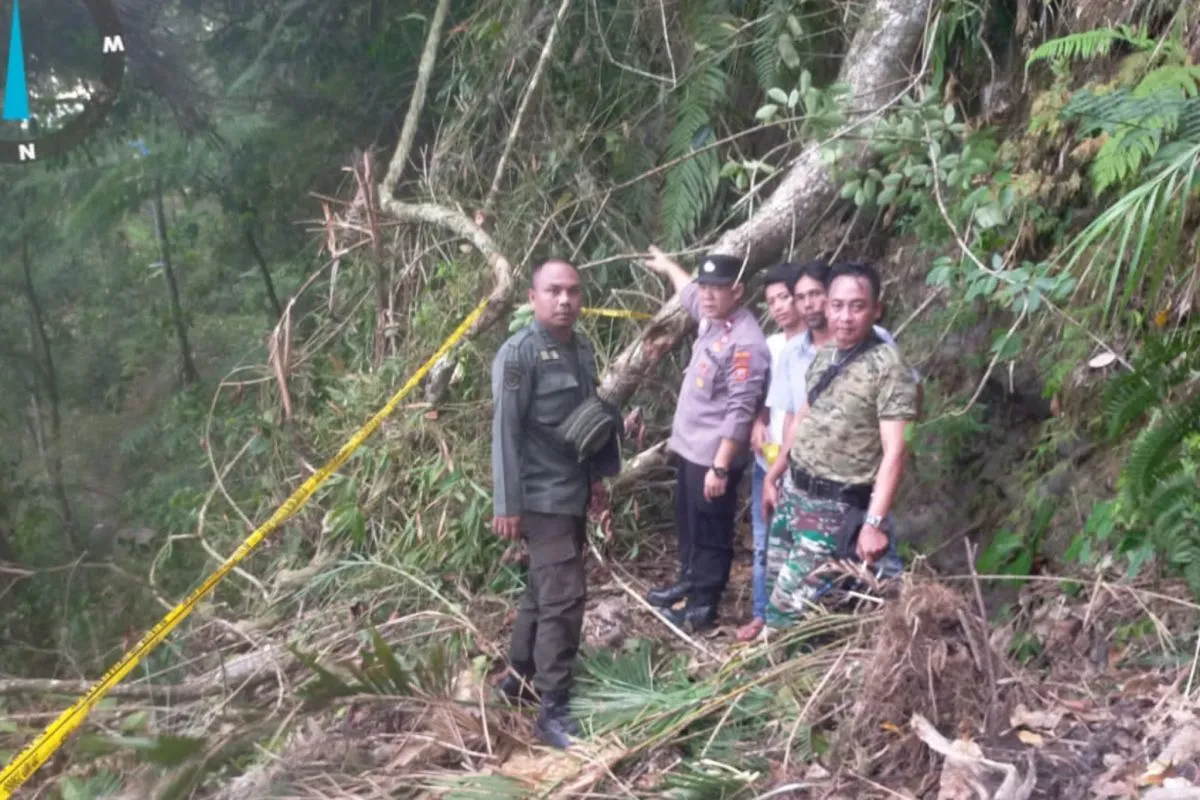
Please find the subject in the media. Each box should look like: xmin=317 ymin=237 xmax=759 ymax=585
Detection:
xmin=711 ymin=466 xmax=729 ymax=479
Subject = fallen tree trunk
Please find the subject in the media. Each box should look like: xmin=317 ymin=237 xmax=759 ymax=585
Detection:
xmin=597 ymin=0 xmax=934 ymax=406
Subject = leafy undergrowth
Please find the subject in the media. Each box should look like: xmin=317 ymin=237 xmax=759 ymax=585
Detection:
xmin=21 ymin=540 xmax=1200 ymax=800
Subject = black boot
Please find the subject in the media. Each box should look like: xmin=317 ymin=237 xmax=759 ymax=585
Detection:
xmin=647 ymin=577 xmax=693 ymax=608
xmin=495 ymin=669 xmax=538 ymax=706
xmin=533 ymin=692 xmax=581 ymax=749
xmin=663 ymin=602 xmax=718 ymax=633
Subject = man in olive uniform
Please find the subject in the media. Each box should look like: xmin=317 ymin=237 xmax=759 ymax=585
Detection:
xmin=761 ymin=262 xmax=919 ymax=628
xmin=491 ymin=259 xmax=621 ymax=748
xmin=640 ymin=246 xmax=770 ymax=632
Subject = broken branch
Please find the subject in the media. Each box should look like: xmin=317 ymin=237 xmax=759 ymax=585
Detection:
xmin=482 ymin=0 xmax=574 ymax=218
xmin=381 ymin=0 xmax=452 ymax=196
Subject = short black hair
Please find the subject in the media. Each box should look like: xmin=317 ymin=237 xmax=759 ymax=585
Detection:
xmin=530 ymin=258 xmax=578 ymax=287
xmin=792 ymin=260 xmax=831 ymax=291
xmin=761 ymin=263 xmax=800 ymax=293
xmin=827 ymin=261 xmax=881 ymax=301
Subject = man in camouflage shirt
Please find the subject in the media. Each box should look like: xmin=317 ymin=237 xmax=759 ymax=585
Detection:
xmin=761 ymin=262 xmax=919 ymax=628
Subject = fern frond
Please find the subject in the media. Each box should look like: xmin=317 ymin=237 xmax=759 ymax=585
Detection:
xmin=661 ymin=149 xmax=721 ymax=248
xmin=1133 ymin=65 xmax=1200 ymax=98
xmin=1104 ymin=373 xmax=1163 ymax=439
xmin=1121 ymin=392 xmax=1200 ymax=504
xmin=1149 ymin=493 xmax=1199 ymax=562
xmin=1105 ymin=328 xmax=1200 ymax=439
xmin=1027 ymin=24 xmax=1154 ymax=69
xmin=1092 ymin=121 xmax=1165 ymax=193
xmin=660 ymin=47 xmax=729 ymax=247
xmin=654 ymin=0 xmax=738 ymax=248
xmin=750 ymin=0 xmax=791 ymax=92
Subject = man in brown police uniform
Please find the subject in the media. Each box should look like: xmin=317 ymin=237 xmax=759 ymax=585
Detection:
xmin=490 ymin=259 xmax=621 ymax=748
xmin=640 ymin=247 xmax=770 ymax=632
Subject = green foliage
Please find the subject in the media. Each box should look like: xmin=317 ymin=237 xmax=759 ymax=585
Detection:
xmin=925 ymin=0 xmax=994 ymax=93
xmin=1104 ymin=328 xmax=1200 ymax=438
xmin=576 ymin=637 xmax=780 ymax=765
xmin=59 ymin=770 xmax=123 ymax=800
xmin=292 ymin=627 xmax=468 ymax=706
xmin=725 ymin=69 xmax=849 ymax=194
xmin=1025 ymin=25 xmax=1157 ymax=69
xmin=825 ymin=85 xmax=1075 ymax=322
xmin=660 ymin=764 xmax=761 ymax=799
xmin=1064 ymin=328 xmax=1200 ymax=596
xmin=1055 ymin=140 xmax=1200 ymax=324
xmin=659 ymin=4 xmax=738 ymax=248
xmin=978 ymin=499 xmax=1056 ymax=578
xmin=1063 ymin=66 xmax=1200 ymax=193
xmin=1038 ymin=27 xmax=1200 ymax=325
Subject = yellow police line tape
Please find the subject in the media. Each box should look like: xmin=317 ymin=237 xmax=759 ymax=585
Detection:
xmin=583 ymin=307 xmax=652 ymax=320
xmin=0 ymin=299 xmax=652 ymax=795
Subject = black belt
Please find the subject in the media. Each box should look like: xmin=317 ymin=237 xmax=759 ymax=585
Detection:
xmin=789 ymin=466 xmax=873 ymax=510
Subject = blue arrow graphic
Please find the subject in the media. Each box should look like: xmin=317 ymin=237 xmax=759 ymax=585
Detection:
xmin=3 ymin=0 xmax=30 ymax=121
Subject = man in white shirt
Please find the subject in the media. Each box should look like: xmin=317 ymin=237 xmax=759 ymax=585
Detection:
xmin=736 ymin=262 xmax=809 ymax=642
xmin=768 ymin=265 xmax=920 ymax=420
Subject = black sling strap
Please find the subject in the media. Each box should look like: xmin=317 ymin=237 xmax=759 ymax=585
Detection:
xmin=806 ymin=332 xmax=883 ymax=407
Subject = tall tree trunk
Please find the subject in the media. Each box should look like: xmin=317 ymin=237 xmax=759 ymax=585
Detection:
xmin=27 ymin=388 xmax=46 ymax=473
xmin=20 ymin=236 xmax=80 ymax=551
xmin=152 ymin=180 xmax=200 ymax=386
xmin=243 ymin=224 xmax=283 ymax=322
xmin=597 ymin=0 xmax=934 ymax=406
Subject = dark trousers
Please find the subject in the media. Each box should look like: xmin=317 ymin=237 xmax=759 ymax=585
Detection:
xmin=508 ymin=512 xmax=587 ymax=698
xmin=674 ymin=458 xmax=744 ymax=606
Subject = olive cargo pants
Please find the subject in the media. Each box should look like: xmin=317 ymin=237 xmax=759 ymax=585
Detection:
xmin=508 ymin=512 xmax=587 ymax=698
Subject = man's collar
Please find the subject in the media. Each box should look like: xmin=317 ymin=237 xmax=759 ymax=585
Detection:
xmin=704 ymin=306 xmax=743 ymax=330
xmin=531 ymin=318 xmax=574 ymax=344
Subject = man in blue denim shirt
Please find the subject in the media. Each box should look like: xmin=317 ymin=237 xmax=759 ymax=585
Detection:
xmin=735 ymin=262 xmax=809 ymax=642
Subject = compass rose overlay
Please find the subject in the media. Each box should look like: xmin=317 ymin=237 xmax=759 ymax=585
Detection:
xmin=0 ymin=0 xmax=126 ymax=164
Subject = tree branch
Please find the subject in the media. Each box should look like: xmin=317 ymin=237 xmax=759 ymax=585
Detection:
xmin=381 ymin=0 xmax=452 ymax=198
xmin=368 ymin=0 xmax=524 ymax=402
xmin=481 ymin=0 xmax=574 ymax=218
xmin=377 ymin=199 xmax=521 ymax=378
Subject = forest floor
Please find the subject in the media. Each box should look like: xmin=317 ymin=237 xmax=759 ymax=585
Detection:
xmin=102 ymin=522 xmax=1200 ymax=800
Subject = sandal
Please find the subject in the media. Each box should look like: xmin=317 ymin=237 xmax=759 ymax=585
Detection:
xmin=735 ymin=617 xmax=765 ymax=642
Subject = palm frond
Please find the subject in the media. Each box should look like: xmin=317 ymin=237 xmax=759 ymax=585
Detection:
xmin=1056 ymin=140 xmax=1200 ymax=323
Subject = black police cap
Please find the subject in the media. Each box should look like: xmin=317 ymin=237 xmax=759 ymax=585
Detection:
xmin=696 ymin=253 xmax=745 ymax=285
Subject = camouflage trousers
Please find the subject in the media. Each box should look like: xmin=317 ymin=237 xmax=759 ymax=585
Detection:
xmin=763 ymin=484 xmax=852 ymax=628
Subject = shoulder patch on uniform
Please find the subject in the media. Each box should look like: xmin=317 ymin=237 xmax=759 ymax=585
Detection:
xmin=732 ymin=350 xmax=751 ymax=382
xmin=504 ymin=363 xmax=522 ymax=391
